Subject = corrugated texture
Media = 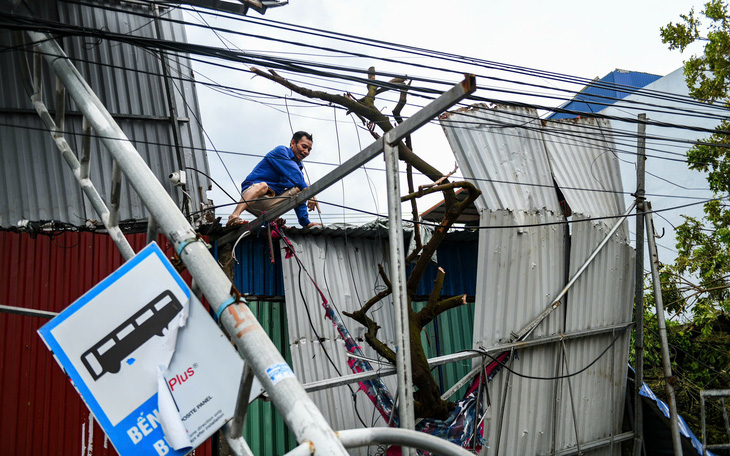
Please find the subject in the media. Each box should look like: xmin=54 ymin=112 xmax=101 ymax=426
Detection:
xmin=0 ymin=2 xmax=211 ymax=226
xmin=474 ymin=210 xmax=567 ymax=456
xmin=553 ymin=216 xmax=634 ymax=455
xmin=549 ymin=70 xmax=662 ymax=120
xmin=242 ymin=300 xmax=298 ymax=454
xmin=0 ymin=231 xmax=212 ymax=456
xmin=543 ymin=116 xmax=628 ymax=238
xmin=231 ymin=235 xmax=286 ymax=296
xmin=440 ymin=104 xmax=561 ymax=216
xmin=280 ymin=233 xmax=399 ymax=442
xmin=413 ymin=237 xmax=479 ymax=296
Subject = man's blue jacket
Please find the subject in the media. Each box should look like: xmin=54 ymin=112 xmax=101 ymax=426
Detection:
xmin=241 ymin=145 xmax=311 ymax=226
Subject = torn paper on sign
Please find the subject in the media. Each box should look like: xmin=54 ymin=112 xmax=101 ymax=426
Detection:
xmin=158 ymin=293 xmax=264 ymax=450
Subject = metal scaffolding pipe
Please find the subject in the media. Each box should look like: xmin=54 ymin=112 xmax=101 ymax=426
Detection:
xmin=384 ymin=132 xmax=415 ymax=443
xmin=301 ymin=323 xmax=632 ymax=393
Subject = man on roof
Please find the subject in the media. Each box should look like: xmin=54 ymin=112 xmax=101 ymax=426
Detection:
xmin=227 ymin=131 xmax=322 ymax=228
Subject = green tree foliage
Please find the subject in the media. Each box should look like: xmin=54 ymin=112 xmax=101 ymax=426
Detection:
xmin=660 ymin=0 xmax=730 ymax=334
xmin=642 ymin=0 xmax=730 ymax=444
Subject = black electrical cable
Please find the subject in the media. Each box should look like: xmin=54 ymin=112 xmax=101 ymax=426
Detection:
xmin=462 ymin=323 xmax=631 ymax=381
xmin=67 ymin=0 xmax=730 ymax=118
xmin=6 ymin=36 xmax=726 ymax=162
xmin=292 ymin=249 xmax=370 ymax=428
xmin=0 ymin=117 xmax=714 ymax=204
xmin=7 ymin=9 xmax=730 ymax=131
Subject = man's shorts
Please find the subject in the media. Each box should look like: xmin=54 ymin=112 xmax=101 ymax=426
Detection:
xmin=246 ymin=186 xmax=299 ymax=216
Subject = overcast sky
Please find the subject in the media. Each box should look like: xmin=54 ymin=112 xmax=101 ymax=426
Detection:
xmin=182 ymin=0 xmax=710 ymax=252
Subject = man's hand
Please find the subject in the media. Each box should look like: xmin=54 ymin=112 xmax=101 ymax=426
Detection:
xmin=307 ymin=196 xmax=321 ymax=213
xmin=307 ymin=222 xmax=322 ymax=228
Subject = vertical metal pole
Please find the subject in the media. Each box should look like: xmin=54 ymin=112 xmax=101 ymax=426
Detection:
xmin=383 ymin=132 xmax=415 ymax=453
xmin=722 ymin=397 xmax=730 ymax=441
xmin=147 ymin=216 xmax=159 ymax=245
xmin=110 ymin=160 xmax=122 ymax=228
xmin=701 ymin=394 xmax=707 ymax=456
xmin=152 ymin=4 xmax=190 ymax=218
xmin=645 ymin=205 xmax=683 ymax=456
xmin=227 ymin=363 xmax=255 ymax=440
xmin=633 ymin=113 xmax=646 ymax=456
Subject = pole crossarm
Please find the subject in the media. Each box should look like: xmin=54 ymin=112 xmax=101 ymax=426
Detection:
xmin=15 ymin=34 xmax=135 ymax=260
xmin=218 ymin=74 xmax=476 ymax=245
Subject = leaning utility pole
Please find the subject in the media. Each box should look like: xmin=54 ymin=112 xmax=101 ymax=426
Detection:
xmin=645 ymin=204 xmax=683 ymax=456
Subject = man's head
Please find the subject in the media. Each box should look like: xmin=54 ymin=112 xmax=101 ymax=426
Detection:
xmin=290 ymin=131 xmax=313 ymax=161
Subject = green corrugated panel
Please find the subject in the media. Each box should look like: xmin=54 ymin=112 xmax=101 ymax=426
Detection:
xmin=242 ymin=300 xmax=298 ymax=454
xmin=436 ymin=301 xmax=475 ymax=400
xmin=411 ymin=300 xmax=475 ymax=399
xmin=412 ymin=301 xmax=440 ymax=362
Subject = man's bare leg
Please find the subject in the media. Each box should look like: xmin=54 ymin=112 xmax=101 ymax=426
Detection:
xmin=227 ymin=182 xmax=270 ymax=225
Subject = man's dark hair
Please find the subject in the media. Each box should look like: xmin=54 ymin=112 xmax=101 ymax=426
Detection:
xmin=292 ymin=131 xmax=313 ymax=143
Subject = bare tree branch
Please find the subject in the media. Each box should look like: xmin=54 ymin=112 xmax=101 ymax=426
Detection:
xmin=417 ymin=294 xmax=467 ymax=328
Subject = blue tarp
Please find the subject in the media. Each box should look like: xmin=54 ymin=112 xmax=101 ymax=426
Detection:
xmin=639 ymin=381 xmax=717 ymax=456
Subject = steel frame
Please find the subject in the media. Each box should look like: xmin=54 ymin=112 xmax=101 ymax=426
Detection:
xmin=701 ymin=389 xmax=730 ymax=455
xmin=11 ymin=1 xmax=477 ymax=451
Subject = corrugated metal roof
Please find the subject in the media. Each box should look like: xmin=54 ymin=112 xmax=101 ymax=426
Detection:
xmin=242 ymin=300 xmax=298 ymax=454
xmin=280 ymin=233 xmax=399 ymax=442
xmin=553 ymin=215 xmax=634 ymax=453
xmin=472 ymin=209 xmax=634 ymax=455
xmin=1 ymin=2 xmax=211 ymax=227
xmin=440 ymin=104 xmax=561 ymax=216
xmin=542 ymin=116 xmax=628 ymax=238
xmin=549 ymin=69 xmax=662 ymax=120
xmin=469 ymin=210 xmax=567 ymax=455
xmin=0 ymin=231 xmax=212 ymax=456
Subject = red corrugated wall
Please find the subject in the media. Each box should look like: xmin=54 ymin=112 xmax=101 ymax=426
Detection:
xmin=0 ymin=231 xmax=213 ymax=456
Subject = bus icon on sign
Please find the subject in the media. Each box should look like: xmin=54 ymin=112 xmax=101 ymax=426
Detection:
xmin=80 ymin=290 xmax=183 ymax=381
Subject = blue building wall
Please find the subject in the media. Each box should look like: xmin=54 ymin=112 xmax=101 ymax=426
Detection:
xmin=549 ymin=70 xmax=661 ymax=119
xmin=218 ymin=233 xmax=479 ymax=398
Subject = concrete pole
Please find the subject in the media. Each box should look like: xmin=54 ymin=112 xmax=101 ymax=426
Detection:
xmin=633 ymin=113 xmax=646 ymax=456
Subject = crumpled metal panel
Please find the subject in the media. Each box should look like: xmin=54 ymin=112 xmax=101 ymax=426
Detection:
xmin=473 ymin=210 xmax=566 ymax=347
xmin=440 ymin=104 xmax=561 ymax=215
xmin=542 ymin=117 xmax=628 ymax=239
xmin=280 ymin=234 xmax=399 ymax=443
xmin=0 ymin=2 xmax=211 ymax=226
xmin=552 ymin=216 xmax=634 ymax=455
xmin=473 ymin=210 xmax=566 ymax=456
